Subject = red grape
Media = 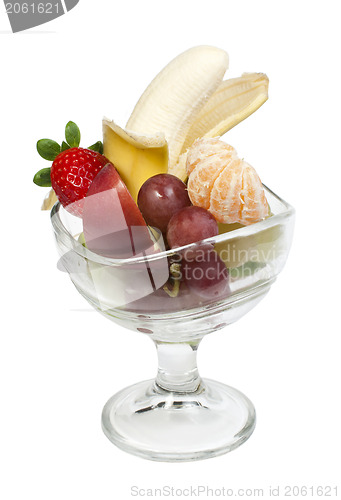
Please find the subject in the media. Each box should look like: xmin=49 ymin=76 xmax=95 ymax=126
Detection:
xmin=167 ymin=206 xmax=219 ymax=251
xmin=137 ymin=174 xmax=191 ymax=233
xmin=182 ymin=250 xmax=230 ymax=300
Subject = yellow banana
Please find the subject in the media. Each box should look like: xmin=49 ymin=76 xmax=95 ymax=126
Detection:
xmin=102 ymin=118 xmax=168 ymax=202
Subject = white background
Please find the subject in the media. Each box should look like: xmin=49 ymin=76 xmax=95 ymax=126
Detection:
xmin=1 ymin=1 xmax=340 ymax=499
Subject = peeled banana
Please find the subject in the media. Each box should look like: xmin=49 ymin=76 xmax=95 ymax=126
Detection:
xmin=169 ymin=152 xmax=188 ymax=182
xmin=126 ymin=45 xmax=229 ymax=170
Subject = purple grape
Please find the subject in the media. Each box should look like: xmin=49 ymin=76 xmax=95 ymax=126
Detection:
xmin=167 ymin=206 xmax=219 ymax=251
xmin=182 ymin=250 xmax=230 ymax=300
xmin=137 ymin=174 xmax=191 ymax=233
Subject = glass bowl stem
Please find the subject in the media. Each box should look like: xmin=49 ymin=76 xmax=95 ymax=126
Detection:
xmin=154 ymin=339 xmax=202 ymax=393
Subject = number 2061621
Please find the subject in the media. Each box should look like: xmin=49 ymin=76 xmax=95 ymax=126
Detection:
xmin=284 ymin=485 xmax=338 ymax=496
xmin=5 ymin=3 xmax=60 ymax=14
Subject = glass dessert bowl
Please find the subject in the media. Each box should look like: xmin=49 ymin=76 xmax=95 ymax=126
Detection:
xmin=51 ymin=185 xmax=294 ymax=462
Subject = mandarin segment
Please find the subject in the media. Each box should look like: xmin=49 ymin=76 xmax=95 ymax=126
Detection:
xmin=241 ymin=162 xmax=269 ymax=224
xmin=209 ymin=158 xmax=244 ymax=223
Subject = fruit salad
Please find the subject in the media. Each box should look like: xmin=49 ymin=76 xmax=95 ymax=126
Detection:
xmin=34 ymin=46 xmax=279 ymax=313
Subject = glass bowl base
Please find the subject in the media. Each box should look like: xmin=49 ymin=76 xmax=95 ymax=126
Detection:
xmin=101 ymin=378 xmax=256 ymax=462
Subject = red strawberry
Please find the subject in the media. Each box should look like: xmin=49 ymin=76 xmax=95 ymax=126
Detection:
xmin=33 ymin=121 xmax=109 ymax=216
xmin=51 ymin=147 xmax=109 ymax=216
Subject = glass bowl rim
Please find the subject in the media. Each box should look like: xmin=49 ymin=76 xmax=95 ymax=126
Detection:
xmin=50 ymin=184 xmax=295 ymax=267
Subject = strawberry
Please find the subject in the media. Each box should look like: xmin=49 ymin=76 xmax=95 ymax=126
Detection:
xmin=33 ymin=121 xmax=109 ymax=216
xmin=51 ymin=147 xmax=109 ymax=216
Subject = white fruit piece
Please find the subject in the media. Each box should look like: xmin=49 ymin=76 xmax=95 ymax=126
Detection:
xmin=169 ymin=152 xmax=187 ymax=182
xmin=126 ymin=46 xmax=229 ymax=170
xmin=41 ymin=188 xmax=58 ymax=210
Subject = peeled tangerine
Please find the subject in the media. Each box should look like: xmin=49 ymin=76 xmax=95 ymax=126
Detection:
xmin=186 ymin=138 xmax=269 ymax=225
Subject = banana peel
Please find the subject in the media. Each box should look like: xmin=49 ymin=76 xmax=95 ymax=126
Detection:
xmin=102 ymin=118 xmax=168 ymax=202
xmin=169 ymin=73 xmax=269 ymax=180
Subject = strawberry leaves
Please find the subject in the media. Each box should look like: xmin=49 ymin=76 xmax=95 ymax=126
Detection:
xmin=61 ymin=141 xmax=70 ymax=152
xmin=35 ymin=121 xmax=79 ymax=161
xmin=65 ymin=121 xmax=81 ymax=148
xmin=37 ymin=139 xmax=61 ymax=161
xmin=33 ymin=167 xmax=52 ymax=187
xmin=88 ymin=141 xmax=104 ymax=154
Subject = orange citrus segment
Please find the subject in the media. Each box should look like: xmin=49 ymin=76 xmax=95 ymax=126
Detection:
xmin=240 ymin=162 xmax=269 ymax=224
xmin=209 ymin=159 xmax=244 ymax=223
